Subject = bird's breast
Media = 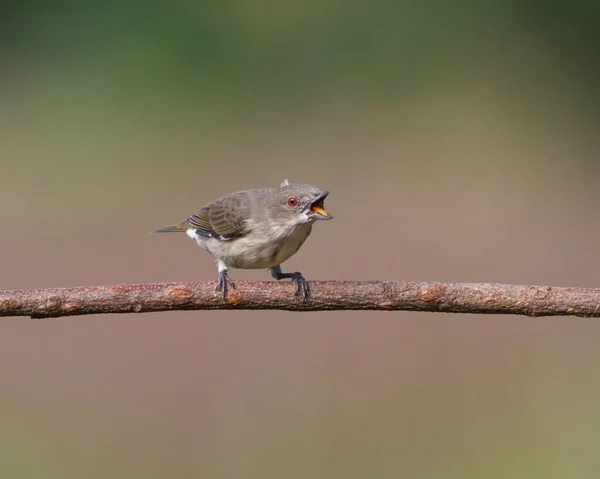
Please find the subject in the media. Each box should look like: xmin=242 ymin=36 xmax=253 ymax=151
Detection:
xmin=220 ymin=223 xmax=313 ymax=269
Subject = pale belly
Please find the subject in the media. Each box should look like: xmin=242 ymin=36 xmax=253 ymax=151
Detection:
xmin=188 ymin=224 xmax=313 ymax=270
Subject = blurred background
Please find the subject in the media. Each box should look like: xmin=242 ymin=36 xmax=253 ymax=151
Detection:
xmin=1 ymin=0 xmax=600 ymax=477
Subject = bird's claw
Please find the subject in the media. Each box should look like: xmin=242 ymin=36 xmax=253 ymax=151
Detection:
xmin=290 ymin=272 xmax=309 ymax=300
xmin=216 ymin=271 xmax=236 ymax=299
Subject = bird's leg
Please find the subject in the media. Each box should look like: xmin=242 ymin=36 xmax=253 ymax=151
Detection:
xmin=270 ymin=265 xmax=309 ymax=300
xmin=216 ymin=260 xmax=235 ymax=299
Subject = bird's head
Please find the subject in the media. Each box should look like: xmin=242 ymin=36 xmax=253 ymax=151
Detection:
xmin=272 ymin=179 xmax=333 ymax=225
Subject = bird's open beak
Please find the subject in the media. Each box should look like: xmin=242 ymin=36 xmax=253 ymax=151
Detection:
xmin=310 ymin=190 xmax=333 ymax=220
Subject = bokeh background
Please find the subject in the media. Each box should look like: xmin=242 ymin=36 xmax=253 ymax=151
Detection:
xmin=2 ymin=1 xmax=600 ymax=477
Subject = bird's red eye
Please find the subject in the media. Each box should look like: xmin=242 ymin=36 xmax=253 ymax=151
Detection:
xmin=287 ymin=197 xmax=298 ymax=207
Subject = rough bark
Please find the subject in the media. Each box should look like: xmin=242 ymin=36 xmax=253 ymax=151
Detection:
xmin=1 ymin=281 xmax=599 ymax=319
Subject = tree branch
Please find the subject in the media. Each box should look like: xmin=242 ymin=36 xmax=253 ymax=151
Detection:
xmin=1 ymin=281 xmax=599 ymax=319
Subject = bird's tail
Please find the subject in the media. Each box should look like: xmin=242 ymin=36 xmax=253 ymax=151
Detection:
xmin=151 ymin=223 xmax=187 ymax=234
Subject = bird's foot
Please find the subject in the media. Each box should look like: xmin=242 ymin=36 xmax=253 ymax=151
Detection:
xmin=287 ymin=272 xmax=309 ymax=300
xmin=269 ymin=266 xmax=310 ymax=300
xmin=216 ymin=270 xmax=236 ymax=299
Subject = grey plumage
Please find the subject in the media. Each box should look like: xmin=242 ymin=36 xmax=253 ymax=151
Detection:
xmin=152 ymin=179 xmax=333 ymax=299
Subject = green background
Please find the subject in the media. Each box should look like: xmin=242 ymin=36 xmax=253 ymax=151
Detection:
xmin=1 ymin=1 xmax=600 ymax=477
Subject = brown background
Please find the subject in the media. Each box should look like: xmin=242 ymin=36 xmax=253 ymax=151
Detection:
xmin=2 ymin=2 xmax=600 ymax=477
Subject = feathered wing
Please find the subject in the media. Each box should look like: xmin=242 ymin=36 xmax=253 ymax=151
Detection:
xmin=186 ymin=206 xmax=213 ymax=235
xmin=152 ymin=210 xmax=210 ymax=234
xmin=153 ymin=192 xmax=252 ymax=238
xmin=188 ymin=193 xmax=251 ymax=240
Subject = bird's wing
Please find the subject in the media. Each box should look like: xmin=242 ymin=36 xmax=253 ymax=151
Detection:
xmin=186 ymin=207 xmax=213 ymax=236
xmin=187 ymin=193 xmax=250 ymax=240
xmin=207 ymin=194 xmax=251 ymax=239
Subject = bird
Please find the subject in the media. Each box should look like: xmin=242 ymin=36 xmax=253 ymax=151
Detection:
xmin=152 ymin=179 xmax=333 ymax=299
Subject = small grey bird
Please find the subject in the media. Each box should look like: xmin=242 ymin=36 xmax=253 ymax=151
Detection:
xmin=152 ymin=179 xmax=333 ymax=299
